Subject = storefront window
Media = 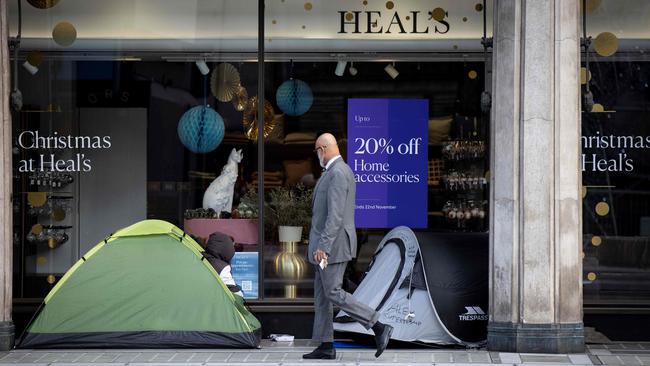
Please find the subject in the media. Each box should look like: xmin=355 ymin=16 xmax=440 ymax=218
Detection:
xmin=9 ymin=0 xmax=493 ymax=307
xmin=9 ymin=1 xmax=260 ymax=299
xmin=582 ymin=1 xmax=650 ymax=305
xmin=262 ymin=0 xmax=492 ymax=299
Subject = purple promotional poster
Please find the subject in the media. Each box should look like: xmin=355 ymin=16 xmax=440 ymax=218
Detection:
xmin=348 ymin=98 xmax=428 ymax=228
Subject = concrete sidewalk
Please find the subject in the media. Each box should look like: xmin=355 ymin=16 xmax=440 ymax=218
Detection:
xmin=0 ymin=341 xmax=647 ymax=365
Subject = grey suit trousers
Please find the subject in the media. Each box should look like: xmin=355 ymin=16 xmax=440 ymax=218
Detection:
xmin=311 ymin=262 xmax=379 ymax=343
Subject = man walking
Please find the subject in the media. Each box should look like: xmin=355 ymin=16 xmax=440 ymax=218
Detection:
xmin=303 ymin=133 xmax=393 ymax=360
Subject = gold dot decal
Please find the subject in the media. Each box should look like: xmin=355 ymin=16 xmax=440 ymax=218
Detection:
xmin=48 ymin=238 xmax=58 ymax=249
xmin=406 ymin=16 xmax=410 ymax=20
xmin=580 ymin=67 xmax=592 ymax=85
xmin=363 ymin=0 xmax=368 ymax=5
xmin=591 ymin=236 xmax=602 ymax=246
xmin=463 ymin=17 xmax=468 ymax=22
xmin=582 ymin=186 xmax=587 ymax=198
xmin=31 ymin=223 xmax=43 ymax=235
xmin=28 ymin=192 xmax=47 ymax=207
xmin=594 ymin=32 xmax=619 ymax=57
xmin=37 ymin=256 xmax=47 ymax=265
xmin=346 ymin=12 xmax=354 ymax=21
xmin=591 ymin=103 xmax=604 ymax=113
xmin=595 ymin=201 xmax=610 ymax=216
xmin=272 ymin=20 xmax=277 ymax=25
xmin=302 ymin=25 xmax=306 ymax=29
xmin=432 ymin=8 xmax=446 ymax=21
xmin=475 ymin=3 xmax=483 ymax=11
xmin=453 ymin=45 xmax=459 ymax=50
xmin=27 ymin=0 xmax=60 ymax=9
xmin=386 ymin=1 xmax=394 ymax=10
xmin=47 ymin=275 xmax=56 ymax=284
xmin=52 ymin=21 xmax=77 ymax=47
xmin=468 ymin=70 xmax=478 ymax=79
xmin=584 ymin=0 xmax=602 ymax=14
xmin=52 ymin=207 xmax=66 ymax=221
xmin=587 ymin=272 xmax=597 ymax=281
xmin=304 ymin=2 xmax=312 ymax=11
xmin=26 ymin=51 xmax=44 ymax=67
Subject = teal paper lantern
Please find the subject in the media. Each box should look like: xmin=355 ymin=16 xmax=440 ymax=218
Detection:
xmin=275 ymin=79 xmax=313 ymax=116
xmin=177 ymin=105 xmax=225 ymax=153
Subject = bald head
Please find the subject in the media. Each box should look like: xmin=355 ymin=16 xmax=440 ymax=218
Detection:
xmin=316 ymin=133 xmax=337 ymax=146
xmin=315 ymin=133 xmax=340 ymax=166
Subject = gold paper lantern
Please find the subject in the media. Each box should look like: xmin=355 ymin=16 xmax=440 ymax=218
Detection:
xmin=27 ymin=0 xmax=60 ymax=9
xmin=232 ymin=85 xmax=249 ymax=112
xmin=28 ymin=192 xmax=47 ymax=207
xmin=52 ymin=22 xmax=77 ymax=47
xmin=468 ymin=70 xmax=478 ymax=79
xmin=26 ymin=51 xmax=44 ymax=67
xmin=210 ymin=63 xmax=241 ymax=102
xmin=304 ymin=2 xmax=313 ymax=11
xmin=595 ymin=201 xmax=610 ymax=216
xmin=587 ymin=272 xmax=597 ymax=281
xmin=243 ymin=96 xmax=276 ymax=141
xmin=591 ymin=236 xmax=602 ymax=246
xmin=432 ymin=8 xmax=446 ymax=22
xmin=37 ymin=256 xmax=47 ymax=265
xmin=47 ymin=275 xmax=56 ymax=284
xmin=594 ymin=32 xmax=619 ymax=57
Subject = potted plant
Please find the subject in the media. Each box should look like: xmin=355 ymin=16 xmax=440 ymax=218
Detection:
xmin=268 ymin=184 xmax=312 ymax=242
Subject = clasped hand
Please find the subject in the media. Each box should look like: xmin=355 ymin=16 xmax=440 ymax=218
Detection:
xmin=313 ymin=249 xmax=328 ymax=263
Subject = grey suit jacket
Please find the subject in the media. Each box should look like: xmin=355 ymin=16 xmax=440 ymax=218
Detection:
xmin=308 ymin=157 xmax=357 ymax=265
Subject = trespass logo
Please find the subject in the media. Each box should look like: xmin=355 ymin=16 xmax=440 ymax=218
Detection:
xmin=458 ymin=306 xmax=488 ymax=321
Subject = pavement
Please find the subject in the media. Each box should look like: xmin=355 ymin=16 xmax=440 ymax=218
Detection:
xmin=1 ymin=340 xmax=649 ymax=366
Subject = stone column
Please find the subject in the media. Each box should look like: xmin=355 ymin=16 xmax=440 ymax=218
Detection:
xmin=488 ymin=0 xmax=583 ymax=353
xmin=0 ymin=0 xmax=14 ymax=351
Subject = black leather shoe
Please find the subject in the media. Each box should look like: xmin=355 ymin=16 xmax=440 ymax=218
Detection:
xmin=374 ymin=324 xmax=393 ymax=358
xmin=302 ymin=347 xmax=336 ymax=360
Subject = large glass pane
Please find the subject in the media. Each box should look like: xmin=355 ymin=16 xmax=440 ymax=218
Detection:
xmin=582 ymin=1 xmax=650 ymax=305
xmin=263 ymin=0 xmax=492 ymax=299
xmin=9 ymin=1 xmax=261 ymax=308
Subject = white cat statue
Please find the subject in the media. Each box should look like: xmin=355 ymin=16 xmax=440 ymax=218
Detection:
xmin=202 ymin=148 xmax=243 ymax=213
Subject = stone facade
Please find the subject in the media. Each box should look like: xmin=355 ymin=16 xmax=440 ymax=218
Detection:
xmin=488 ymin=0 xmax=584 ymax=353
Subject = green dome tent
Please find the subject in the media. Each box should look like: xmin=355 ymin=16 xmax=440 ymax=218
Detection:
xmin=19 ymin=220 xmax=261 ymax=349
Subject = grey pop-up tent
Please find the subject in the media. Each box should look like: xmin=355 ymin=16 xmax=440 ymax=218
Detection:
xmin=334 ymin=226 xmax=488 ymax=346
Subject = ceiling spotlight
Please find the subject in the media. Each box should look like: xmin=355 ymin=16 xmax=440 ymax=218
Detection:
xmin=349 ymin=62 xmax=358 ymax=76
xmin=195 ymin=60 xmax=210 ymax=75
xmin=22 ymin=60 xmax=39 ymax=75
xmin=335 ymin=60 xmax=347 ymax=77
xmin=384 ymin=62 xmax=399 ymax=79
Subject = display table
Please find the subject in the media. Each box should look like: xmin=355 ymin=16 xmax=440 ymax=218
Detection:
xmin=183 ymin=218 xmax=259 ymax=245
